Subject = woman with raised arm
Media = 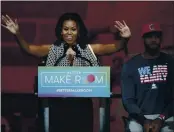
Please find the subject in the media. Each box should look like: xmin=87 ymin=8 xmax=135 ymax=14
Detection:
xmin=2 ymin=13 xmax=131 ymax=132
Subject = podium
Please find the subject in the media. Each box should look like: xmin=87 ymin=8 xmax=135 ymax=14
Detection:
xmin=36 ymin=66 xmax=111 ymax=132
xmin=38 ymin=66 xmax=110 ymax=98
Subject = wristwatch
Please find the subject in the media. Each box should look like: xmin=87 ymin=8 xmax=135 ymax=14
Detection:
xmin=158 ymin=114 xmax=165 ymax=120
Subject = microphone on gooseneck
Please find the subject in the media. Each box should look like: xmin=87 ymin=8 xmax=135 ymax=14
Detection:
xmin=63 ymin=43 xmax=70 ymax=54
xmin=66 ymin=46 xmax=76 ymax=66
xmin=72 ymin=44 xmax=81 ymax=55
xmin=68 ymin=54 xmax=74 ymax=66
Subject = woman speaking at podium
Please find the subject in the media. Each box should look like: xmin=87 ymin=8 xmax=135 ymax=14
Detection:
xmin=2 ymin=13 xmax=131 ymax=132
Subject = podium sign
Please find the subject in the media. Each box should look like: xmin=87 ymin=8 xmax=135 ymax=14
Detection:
xmin=38 ymin=66 xmax=110 ymax=97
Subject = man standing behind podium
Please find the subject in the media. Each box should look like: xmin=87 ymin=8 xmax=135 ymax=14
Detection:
xmin=2 ymin=13 xmax=131 ymax=132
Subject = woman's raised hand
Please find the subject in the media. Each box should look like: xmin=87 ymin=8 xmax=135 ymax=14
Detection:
xmin=1 ymin=15 xmax=19 ymax=35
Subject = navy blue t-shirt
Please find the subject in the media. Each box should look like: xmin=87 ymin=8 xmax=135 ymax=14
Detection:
xmin=121 ymin=52 xmax=174 ymax=116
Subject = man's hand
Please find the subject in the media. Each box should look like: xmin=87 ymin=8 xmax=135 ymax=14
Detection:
xmin=151 ymin=118 xmax=163 ymax=132
xmin=143 ymin=119 xmax=153 ymax=132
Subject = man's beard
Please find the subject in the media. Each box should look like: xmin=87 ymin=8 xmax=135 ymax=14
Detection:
xmin=144 ymin=43 xmax=160 ymax=56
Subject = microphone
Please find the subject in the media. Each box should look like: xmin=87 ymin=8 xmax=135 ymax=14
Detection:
xmin=68 ymin=54 xmax=74 ymax=66
xmin=66 ymin=48 xmax=76 ymax=66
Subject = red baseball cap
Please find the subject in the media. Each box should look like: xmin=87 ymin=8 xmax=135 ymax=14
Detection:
xmin=141 ymin=23 xmax=162 ymax=37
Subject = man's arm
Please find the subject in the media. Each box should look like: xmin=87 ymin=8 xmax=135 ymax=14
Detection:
xmin=160 ymin=100 xmax=174 ymax=120
xmin=151 ymin=87 xmax=174 ymax=132
xmin=160 ymin=58 xmax=174 ymax=120
xmin=121 ymin=63 xmax=145 ymax=123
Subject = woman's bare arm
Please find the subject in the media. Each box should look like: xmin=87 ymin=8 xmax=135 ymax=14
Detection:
xmin=90 ymin=20 xmax=131 ymax=56
xmin=2 ymin=15 xmax=51 ymax=57
xmin=14 ymin=31 xmax=51 ymax=57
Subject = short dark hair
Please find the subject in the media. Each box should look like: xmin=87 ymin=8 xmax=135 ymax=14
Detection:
xmin=55 ymin=12 xmax=89 ymax=49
